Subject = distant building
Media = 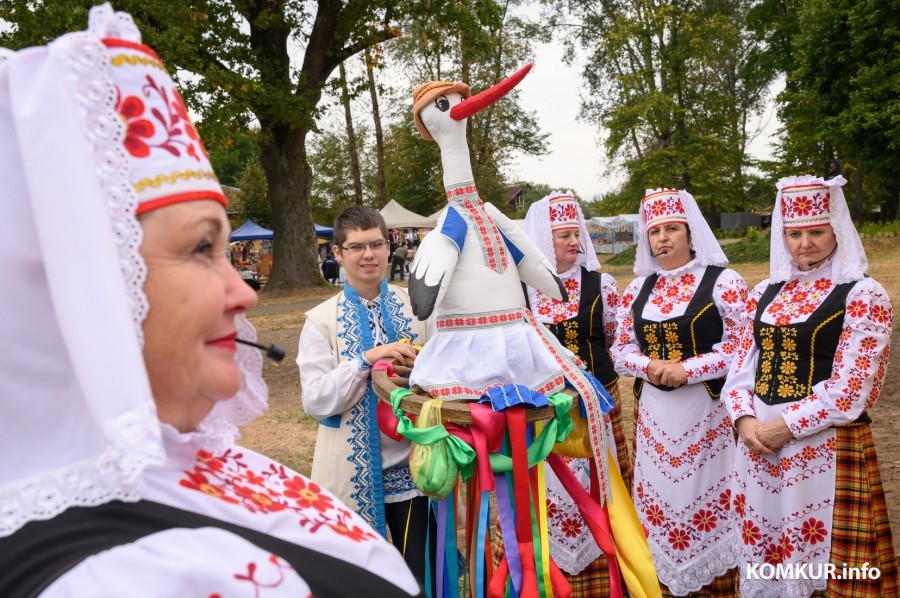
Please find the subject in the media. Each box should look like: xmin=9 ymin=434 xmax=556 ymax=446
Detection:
xmin=504 ymin=185 xmax=524 ymax=209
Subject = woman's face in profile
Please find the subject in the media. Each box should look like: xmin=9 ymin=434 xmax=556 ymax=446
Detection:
xmin=138 ymin=200 xmax=257 ymax=432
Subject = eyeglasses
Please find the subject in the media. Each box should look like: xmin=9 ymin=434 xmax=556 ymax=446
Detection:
xmin=340 ymin=240 xmax=389 ymax=254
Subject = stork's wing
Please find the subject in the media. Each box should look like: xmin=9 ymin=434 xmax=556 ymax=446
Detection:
xmin=485 ymin=203 xmax=568 ymax=302
xmin=408 ymin=208 xmax=464 ymax=320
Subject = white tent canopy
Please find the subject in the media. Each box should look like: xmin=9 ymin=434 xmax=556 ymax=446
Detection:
xmin=586 ymin=214 xmax=640 ymax=254
xmin=380 ymin=199 xmax=436 ymax=228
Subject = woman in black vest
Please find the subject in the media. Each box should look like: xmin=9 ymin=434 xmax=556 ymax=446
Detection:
xmin=0 ymin=10 xmax=421 ymax=597
xmin=612 ymin=189 xmax=747 ymax=596
xmin=722 ymin=175 xmax=897 ymax=597
xmin=521 ymin=191 xmax=633 ymax=596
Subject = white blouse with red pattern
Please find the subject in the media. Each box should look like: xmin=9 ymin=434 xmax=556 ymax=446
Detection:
xmin=42 ymin=427 xmax=420 ymax=597
xmin=723 ymin=264 xmax=893 ymax=438
xmin=529 ymin=268 xmax=620 ymax=350
xmin=612 ymin=261 xmax=748 ymax=384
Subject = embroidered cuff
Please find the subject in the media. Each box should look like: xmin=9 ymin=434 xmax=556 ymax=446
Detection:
xmin=357 ymin=354 xmax=373 ymax=370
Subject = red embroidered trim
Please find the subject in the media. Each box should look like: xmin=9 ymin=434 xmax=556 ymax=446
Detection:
xmin=436 ymin=309 xmax=524 ymax=330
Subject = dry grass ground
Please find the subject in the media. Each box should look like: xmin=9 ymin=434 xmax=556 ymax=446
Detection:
xmin=243 ymin=236 xmax=900 ymax=553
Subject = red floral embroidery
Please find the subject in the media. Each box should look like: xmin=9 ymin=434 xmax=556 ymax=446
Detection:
xmin=742 ymin=519 xmax=762 ymax=546
xmin=763 ymin=542 xmax=784 ymax=565
xmin=667 ymin=526 xmax=691 ymax=551
xmin=718 ymin=489 xmax=732 ymax=511
xmin=733 ymin=493 xmax=746 ymax=517
xmin=649 ymin=273 xmax=697 ymax=315
xmin=179 ymin=449 xmax=376 ymax=543
xmin=117 ymin=95 xmax=155 ymax=157
xmin=799 ymin=518 xmax=827 ymax=544
xmin=645 ymin=504 xmax=666 ymax=526
xmin=691 ymin=509 xmax=718 ymax=532
xmin=560 ymin=516 xmax=584 ymax=538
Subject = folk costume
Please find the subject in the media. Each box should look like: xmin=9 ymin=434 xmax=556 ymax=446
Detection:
xmin=721 ymin=175 xmax=898 ymax=598
xmin=612 ymin=189 xmax=745 ymax=596
xmin=298 ymin=282 xmax=427 ymax=537
xmin=522 ymin=192 xmax=634 ymax=595
xmin=0 ymin=6 xmax=420 ymax=596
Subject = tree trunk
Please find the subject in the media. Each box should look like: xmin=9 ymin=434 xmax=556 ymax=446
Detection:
xmin=339 ymin=61 xmax=364 ymax=205
xmin=365 ymin=47 xmax=388 ymax=207
xmin=260 ymin=124 xmax=326 ymax=293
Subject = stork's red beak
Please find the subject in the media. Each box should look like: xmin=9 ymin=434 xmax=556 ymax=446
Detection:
xmin=449 ymin=64 xmax=532 ymax=121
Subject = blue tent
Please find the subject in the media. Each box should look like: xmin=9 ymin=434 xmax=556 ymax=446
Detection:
xmin=230 ymin=220 xmax=273 ymax=241
xmin=231 ymin=220 xmax=333 ymax=241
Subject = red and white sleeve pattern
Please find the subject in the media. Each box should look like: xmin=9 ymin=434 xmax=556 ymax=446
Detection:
xmin=600 ymin=272 xmax=621 ymax=355
xmin=721 ymin=281 xmax=767 ymax=423
xmin=681 ymin=268 xmax=749 ymax=384
xmin=781 ymin=278 xmax=893 ymax=439
xmin=611 ymin=277 xmax=652 ymax=379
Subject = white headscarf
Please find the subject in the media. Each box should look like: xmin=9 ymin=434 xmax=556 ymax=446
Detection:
xmin=0 ymin=4 xmax=266 ymax=537
xmin=523 ymin=190 xmax=601 ymax=273
xmin=770 ymin=174 xmax=867 ymax=284
xmin=633 ymin=188 xmax=728 ymax=276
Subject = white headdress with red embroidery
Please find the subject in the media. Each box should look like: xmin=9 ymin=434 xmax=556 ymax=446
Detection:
xmin=524 ymin=190 xmax=600 ymax=273
xmin=0 ymin=3 xmax=264 ymax=537
xmin=633 ymin=188 xmax=727 ymax=276
xmin=770 ymin=174 xmax=867 ymax=283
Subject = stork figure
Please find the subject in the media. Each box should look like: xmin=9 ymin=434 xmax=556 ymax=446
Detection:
xmin=406 ymin=67 xmax=634 ymax=598
xmin=408 ymin=64 xmax=614 ymax=467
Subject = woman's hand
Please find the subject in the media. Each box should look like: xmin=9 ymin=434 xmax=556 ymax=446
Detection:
xmin=647 ymin=359 xmax=679 ymax=385
xmin=363 ymin=342 xmax=419 ymax=367
xmin=735 ymin=416 xmax=775 ymax=456
xmin=756 ymin=418 xmax=793 ymax=452
xmin=658 ymin=362 xmax=688 ymax=388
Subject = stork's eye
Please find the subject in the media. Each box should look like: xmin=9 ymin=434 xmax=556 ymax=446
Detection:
xmin=434 ymin=95 xmax=450 ymax=112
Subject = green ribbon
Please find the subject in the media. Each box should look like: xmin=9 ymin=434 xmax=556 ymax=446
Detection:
xmin=391 ymin=388 xmax=476 ymax=482
xmin=487 ymin=393 xmax=574 ymax=473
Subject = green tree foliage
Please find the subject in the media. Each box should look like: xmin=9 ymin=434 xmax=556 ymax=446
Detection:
xmin=1 ymin=0 xmax=406 ymax=293
xmin=206 ymin=128 xmax=261 ymax=187
xmin=235 ymin=158 xmax=271 ymax=229
xmin=308 ymin=124 xmax=379 ymax=225
xmin=759 ymin=0 xmax=900 ymax=220
xmin=383 ymin=119 xmax=445 ymax=217
xmin=563 ymin=0 xmax=775 ymax=220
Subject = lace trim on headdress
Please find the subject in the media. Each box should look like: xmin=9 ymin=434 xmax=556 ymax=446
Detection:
xmin=0 ymin=23 xmax=165 ymax=537
xmin=652 ymin=538 xmax=739 ymax=596
xmin=771 ymin=175 xmax=867 ymax=285
xmin=186 ymin=315 xmax=269 ymax=453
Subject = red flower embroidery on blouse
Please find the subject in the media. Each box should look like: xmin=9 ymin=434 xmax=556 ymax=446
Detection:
xmin=779 ymin=533 xmax=795 ymax=558
xmin=799 ymin=518 xmax=827 ymax=544
xmin=561 ymin=516 xmax=584 ymax=538
xmin=733 ymin=493 xmax=745 ymax=517
xmin=180 ymin=470 xmax=239 ymax=503
xmin=846 ymin=300 xmax=868 ymax=319
xmin=721 ymin=289 xmax=740 ymax=304
xmin=283 ymin=476 xmax=335 ymax=513
xmin=871 ymin=304 xmax=891 ymax=324
xmin=328 ymin=520 xmax=377 ymax=542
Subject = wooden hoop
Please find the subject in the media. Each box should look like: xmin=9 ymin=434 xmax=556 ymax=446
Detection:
xmin=371 ymin=362 xmax=579 ymax=425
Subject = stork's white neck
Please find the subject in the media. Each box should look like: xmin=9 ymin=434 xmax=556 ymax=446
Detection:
xmin=435 ymin=135 xmax=475 ymax=191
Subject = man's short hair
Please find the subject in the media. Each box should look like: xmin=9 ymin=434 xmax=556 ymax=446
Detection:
xmin=333 ymin=206 xmax=388 ymax=248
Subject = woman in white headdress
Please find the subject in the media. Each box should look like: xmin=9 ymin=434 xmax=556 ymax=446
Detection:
xmin=721 ymin=175 xmax=898 ymax=598
xmin=0 ymin=6 xmax=420 ymax=596
xmin=611 ymin=189 xmax=746 ymax=595
xmin=522 ymin=191 xmax=633 ymax=595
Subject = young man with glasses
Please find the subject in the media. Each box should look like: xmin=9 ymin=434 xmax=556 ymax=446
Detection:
xmin=297 ymin=206 xmax=433 ymax=591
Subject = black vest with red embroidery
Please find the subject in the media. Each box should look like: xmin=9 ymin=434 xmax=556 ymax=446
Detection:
xmin=541 ymin=268 xmax=618 ymax=386
xmin=753 ymin=280 xmax=855 ymax=406
xmin=631 ymin=266 xmax=725 ymax=399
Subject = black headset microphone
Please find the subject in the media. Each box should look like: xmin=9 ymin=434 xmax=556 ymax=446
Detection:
xmin=651 ymin=249 xmax=668 ymax=258
xmin=806 ymin=245 xmax=838 ymax=269
xmin=235 ymin=338 xmax=286 ymax=362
